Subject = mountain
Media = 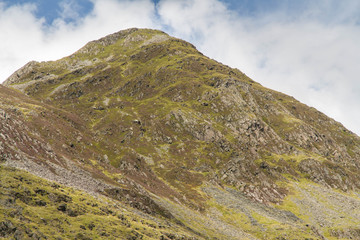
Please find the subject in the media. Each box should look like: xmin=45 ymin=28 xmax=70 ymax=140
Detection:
xmin=2 ymin=28 xmax=360 ymax=240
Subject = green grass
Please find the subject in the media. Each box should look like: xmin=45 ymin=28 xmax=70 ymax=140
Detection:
xmin=0 ymin=165 xmax=200 ymax=239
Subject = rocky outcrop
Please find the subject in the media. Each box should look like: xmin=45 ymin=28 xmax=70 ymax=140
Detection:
xmin=3 ymin=61 xmax=39 ymax=86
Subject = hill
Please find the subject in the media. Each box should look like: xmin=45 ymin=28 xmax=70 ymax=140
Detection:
xmin=2 ymin=28 xmax=360 ymax=239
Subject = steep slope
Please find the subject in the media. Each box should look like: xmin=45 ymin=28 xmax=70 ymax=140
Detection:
xmin=0 ymin=165 xmax=200 ymax=240
xmin=0 ymin=83 xmax=193 ymax=239
xmin=2 ymin=28 xmax=360 ymax=239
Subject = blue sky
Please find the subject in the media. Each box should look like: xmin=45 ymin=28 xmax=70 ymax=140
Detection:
xmin=1 ymin=0 xmax=360 ymax=135
xmin=1 ymin=0 xmax=94 ymax=24
xmin=0 ymin=0 xmax=338 ymax=24
xmin=2 ymin=0 xmax=357 ymax=23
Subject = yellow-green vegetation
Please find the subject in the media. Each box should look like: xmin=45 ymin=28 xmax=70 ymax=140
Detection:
xmin=0 ymin=166 xmax=199 ymax=239
xmin=273 ymin=179 xmax=360 ymax=239
xmin=200 ymin=186 xmax=319 ymax=240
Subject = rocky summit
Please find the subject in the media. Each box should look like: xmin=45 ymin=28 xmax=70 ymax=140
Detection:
xmin=1 ymin=28 xmax=360 ymax=240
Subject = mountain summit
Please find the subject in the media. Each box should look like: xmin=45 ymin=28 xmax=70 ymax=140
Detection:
xmin=2 ymin=28 xmax=360 ymax=239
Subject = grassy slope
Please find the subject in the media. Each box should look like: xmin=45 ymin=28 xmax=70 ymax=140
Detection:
xmin=2 ymin=165 xmax=360 ymax=240
xmin=0 ymin=166 xmax=200 ymax=240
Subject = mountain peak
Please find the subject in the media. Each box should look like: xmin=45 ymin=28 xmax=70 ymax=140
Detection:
xmin=3 ymin=28 xmax=198 ymax=89
xmin=76 ymin=28 xmax=172 ymax=53
xmin=92 ymin=28 xmax=168 ymax=46
xmin=2 ymin=28 xmax=360 ymax=239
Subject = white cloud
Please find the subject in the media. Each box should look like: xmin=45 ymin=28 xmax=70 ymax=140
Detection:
xmin=58 ymin=0 xmax=81 ymax=21
xmin=0 ymin=0 xmax=359 ymax=135
xmin=0 ymin=3 xmax=45 ymax=80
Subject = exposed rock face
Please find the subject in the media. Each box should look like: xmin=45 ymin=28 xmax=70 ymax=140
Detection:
xmin=4 ymin=61 xmax=39 ymax=85
xmin=2 ymin=28 xmax=360 ymax=239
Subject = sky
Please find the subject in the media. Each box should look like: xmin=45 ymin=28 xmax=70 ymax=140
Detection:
xmin=0 ymin=0 xmax=360 ymax=135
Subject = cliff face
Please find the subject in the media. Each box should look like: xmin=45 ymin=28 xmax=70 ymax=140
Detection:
xmin=2 ymin=28 xmax=360 ymax=239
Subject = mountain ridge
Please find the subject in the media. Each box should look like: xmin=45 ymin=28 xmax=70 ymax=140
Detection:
xmin=2 ymin=28 xmax=360 ymax=239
